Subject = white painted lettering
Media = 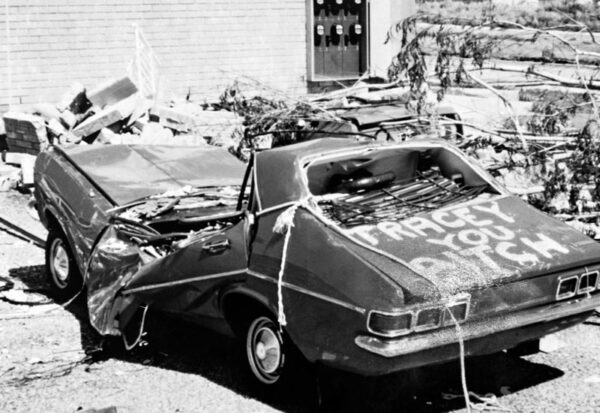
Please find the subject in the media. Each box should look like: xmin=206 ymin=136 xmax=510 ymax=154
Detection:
xmin=481 ymin=226 xmax=515 ymax=241
xmin=347 ymin=226 xmax=379 ymax=245
xmin=460 ymin=245 xmax=502 ymax=271
xmin=457 ymin=229 xmax=490 ymax=246
xmin=521 ymin=233 xmax=569 ymax=259
xmin=496 ymin=242 xmax=538 ymax=265
xmin=427 ymin=233 xmax=462 ymax=251
xmin=376 ymin=222 xmax=417 ymax=241
xmin=442 ymin=251 xmax=483 ymax=276
xmin=452 ymin=207 xmax=493 ymax=227
xmin=474 ymin=202 xmax=515 ymax=224
xmin=402 ymin=217 xmax=446 ymax=237
xmin=431 ymin=211 xmax=466 ymax=228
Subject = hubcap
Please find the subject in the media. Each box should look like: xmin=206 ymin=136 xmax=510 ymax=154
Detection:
xmin=50 ymin=239 xmax=69 ymax=288
xmin=246 ymin=317 xmax=283 ymax=384
xmin=254 ymin=327 xmax=281 ymax=374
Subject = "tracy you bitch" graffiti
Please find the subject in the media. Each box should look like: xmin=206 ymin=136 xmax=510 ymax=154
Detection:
xmin=344 ymin=200 xmax=570 ymax=278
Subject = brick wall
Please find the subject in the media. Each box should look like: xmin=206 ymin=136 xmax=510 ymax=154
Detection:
xmin=0 ymin=0 xmax=308 ymax=115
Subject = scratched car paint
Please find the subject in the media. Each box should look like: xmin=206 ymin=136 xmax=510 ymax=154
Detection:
xmin=34 ymin=138 xmax=600 ymax=384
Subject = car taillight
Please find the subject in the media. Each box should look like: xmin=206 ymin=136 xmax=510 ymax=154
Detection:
xmin=556 ymin=275 xmax=579 ymax=300
xmin=367 ymin=312 xmax=411 ymax=337
xmin=580 ymin=271 xmax=599 ymax=294
xmin=444 ymin=301 xmax=469 ymax=324
xmin=556 ymin=270 xmax=600 ymax=300
xmin=415 ymin=308 xmax=442 ymax=331
xmin=367 ymin=295 xmax=470 ymax=338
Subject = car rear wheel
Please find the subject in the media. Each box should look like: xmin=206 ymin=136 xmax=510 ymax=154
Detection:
xmin=45 ymin=230 xmax=82 ymax=300
xmin=246 ymin=315 xmax=286 ymax=385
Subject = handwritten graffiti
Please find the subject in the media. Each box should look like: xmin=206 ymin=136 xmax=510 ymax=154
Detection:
xmin=345 ymin=201 xmax=570 ymax=278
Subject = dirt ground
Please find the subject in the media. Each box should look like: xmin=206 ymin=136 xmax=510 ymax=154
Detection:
xmin=0 ymin=190 xmax=600 ymax=413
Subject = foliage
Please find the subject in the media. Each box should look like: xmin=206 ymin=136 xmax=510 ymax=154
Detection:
xmin=528 ymin=95 xmax=579 ymax=135
xmin=570 ymin=120 xmax=600 ymax=197
xmin=540 ymin=119 xmax=600 ymax=212
xmin=499 ymin=90 xmax=591 ymax=136
xmin=387 ymin=15 xmax=494 ymax=112
xmin=417 ymin=0 xmax=600 ymax=31
xmin=387 ymin=16 xmax=430 ymax=111
xmin=399 ymin=2 xmax=600 ymax=227
xmin=218 ymin=82 xmax=331 ymax=154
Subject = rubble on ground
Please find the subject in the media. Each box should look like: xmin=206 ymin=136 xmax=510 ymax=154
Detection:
xmin=1 ymin=75 xmax=245 ymax=157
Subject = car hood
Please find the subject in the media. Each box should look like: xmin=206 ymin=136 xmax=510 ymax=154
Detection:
xmin=342 ymin=195 xmax=600 ymax=296
xmin=62 ymin=144 xmax=246 ymax=205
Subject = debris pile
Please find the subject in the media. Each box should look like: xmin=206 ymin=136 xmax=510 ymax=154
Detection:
xmin=2 ymin=75 xmax=244 ymax=155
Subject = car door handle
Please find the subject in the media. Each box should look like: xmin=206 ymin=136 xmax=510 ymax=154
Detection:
xmin=202 ymin=238 xmax=230 ymax=254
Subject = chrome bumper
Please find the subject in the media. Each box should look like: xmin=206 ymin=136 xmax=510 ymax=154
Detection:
xmin=355 ymin=294 xmax=600 ymax=358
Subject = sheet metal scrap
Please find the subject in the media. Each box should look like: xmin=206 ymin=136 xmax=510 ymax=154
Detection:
xmin=320 ymin=169 xmax=487 ymax=227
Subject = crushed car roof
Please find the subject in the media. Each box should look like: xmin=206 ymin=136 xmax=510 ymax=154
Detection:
xmin=63 ymin=145 xmax=246 ymax=205
xmin=255 ymin=138 xmax=365 ymax=209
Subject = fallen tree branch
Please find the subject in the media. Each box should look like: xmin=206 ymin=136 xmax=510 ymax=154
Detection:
xmin=462 ymin=70 xmax=528 ymax=149
xmin=494 ymin=20 xmax=600 ymax=60
xmin=495 ymin=19 xmax=600 ymax=117
xmin=473 ymin=63 xmax=600 ymax=90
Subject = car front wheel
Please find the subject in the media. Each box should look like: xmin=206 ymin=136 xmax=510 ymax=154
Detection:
xmin=45 ymin=230 xmax=82 ymax=300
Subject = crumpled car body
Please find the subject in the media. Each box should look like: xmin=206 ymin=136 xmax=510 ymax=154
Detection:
xmin=34 ymin=139 xmax=600 ymax=376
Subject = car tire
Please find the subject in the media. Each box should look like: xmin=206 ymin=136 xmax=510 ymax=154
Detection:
xmin=45 ymin=230 xmax=83 ymax=301
xmin=241 ymin=312 xmax=319 ymax=406
xmin=245 ymin=315 xmax=289 ymax=385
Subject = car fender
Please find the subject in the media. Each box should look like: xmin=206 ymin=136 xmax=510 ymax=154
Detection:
xmin=40 ymin=194 xmax=88 ymax=275
xmin=219 ymin=283 xmax=278 ymax=319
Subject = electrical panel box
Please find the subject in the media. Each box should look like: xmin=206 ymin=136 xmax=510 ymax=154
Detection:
xmin=310 ymin=0 xmax=368 ymax=80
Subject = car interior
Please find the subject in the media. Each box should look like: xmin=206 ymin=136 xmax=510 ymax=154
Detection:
xmin=307 ymin=146 xmax=499 ymax=227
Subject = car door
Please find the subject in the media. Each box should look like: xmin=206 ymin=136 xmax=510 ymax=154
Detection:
xmin=121 ymin=213 xmax=249 ymax=319
xmin=121 ymin=161 xmax=255 ymax=318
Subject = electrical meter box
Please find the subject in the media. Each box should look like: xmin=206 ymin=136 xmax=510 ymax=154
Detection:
xmin=309 ymin=0 xmax=368 ymax=80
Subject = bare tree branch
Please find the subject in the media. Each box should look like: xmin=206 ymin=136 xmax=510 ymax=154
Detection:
xmin=462 ymin=70 xmax=528 ymax=149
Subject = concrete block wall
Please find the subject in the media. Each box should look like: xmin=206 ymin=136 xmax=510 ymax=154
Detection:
xmin=0 ymin=0 xmax=308 ymax=115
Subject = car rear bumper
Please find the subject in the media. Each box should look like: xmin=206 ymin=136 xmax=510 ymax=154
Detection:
xmin=356 ymin=294 xmax=600 ymax=358
xmin=344 ymin=294 xmax=599 ymax=375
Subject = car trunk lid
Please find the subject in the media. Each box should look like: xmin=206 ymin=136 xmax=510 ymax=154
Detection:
xmin=343 ymin=195 xmax=600 ymax=296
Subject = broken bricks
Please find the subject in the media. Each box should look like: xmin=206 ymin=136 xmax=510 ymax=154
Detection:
xmin=72 ymin=94 xmax=142 ymax=139
xmin=87 ymin=76 xmax=138 ymax=109
xmin=2 ymin=112 xmax=50 ymax=155
xmin=56 ymin=82 xmax=91 ymax=114
xmin=1 ymin=75 xmax=241 ymax=156
xmin=150 ymin=105 xmax=197 ymax=133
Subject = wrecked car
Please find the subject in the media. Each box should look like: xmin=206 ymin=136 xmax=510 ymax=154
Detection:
xmin=34 ymin=138 xmax=600 ymax=385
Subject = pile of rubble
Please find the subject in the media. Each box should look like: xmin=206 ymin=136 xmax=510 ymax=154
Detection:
xmin=2 ymin=75 xmax=243 ymax=156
